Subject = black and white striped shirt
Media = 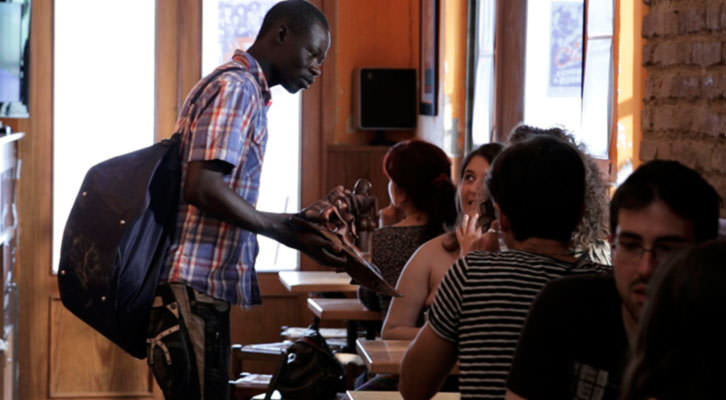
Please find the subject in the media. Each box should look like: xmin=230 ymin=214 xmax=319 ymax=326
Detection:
xmin=428 ymin=249 xmax=610 ymax=399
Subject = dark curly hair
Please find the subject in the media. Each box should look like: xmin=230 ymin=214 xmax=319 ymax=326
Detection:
xmin=508 ymin=124 xmax=610 ymax=256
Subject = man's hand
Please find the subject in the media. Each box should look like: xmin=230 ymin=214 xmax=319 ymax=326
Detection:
xmin=290 ymin=229 xmax=348 ymax=267
xmin=456 ymin=213 xmax=484 ymax=257
xmin=185 ymin=161 xmax=347 ymax=267
xmin=271 ymin=214 xmax=348 ymax=267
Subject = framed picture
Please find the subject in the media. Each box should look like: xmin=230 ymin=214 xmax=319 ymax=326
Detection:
xmin=420 ymin=0 xmax=439 ymax=116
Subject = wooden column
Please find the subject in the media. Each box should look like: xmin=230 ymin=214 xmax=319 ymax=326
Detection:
xmin=493 ymin=0 xmax=526 ymax=142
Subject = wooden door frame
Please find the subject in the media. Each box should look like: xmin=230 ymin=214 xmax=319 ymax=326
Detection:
xmin=16 ymin=0 xmax=54 ymax=397
xmin=493 ymin=0 xmax=526 ymax=143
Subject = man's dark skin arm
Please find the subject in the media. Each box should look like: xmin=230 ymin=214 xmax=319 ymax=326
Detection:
xmin=185 ymin=160 xmax=346 ymax=266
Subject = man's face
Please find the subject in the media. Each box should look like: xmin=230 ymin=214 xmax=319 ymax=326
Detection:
xmin=277 ymin=23 xmax=330 ymax=94
xmin=612 ymin=200 xmax=695 ymax=326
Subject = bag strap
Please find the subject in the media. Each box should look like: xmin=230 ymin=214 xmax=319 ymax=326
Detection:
xmin=264 ymin=347 xmax=289 ymax=400
xmin=173 ymin=64 xmax=246 ymax=136
xmin=161 ymin=64 xmax=246 ymax=166
xmin=263 ymin=326 xmax=338 ymax=400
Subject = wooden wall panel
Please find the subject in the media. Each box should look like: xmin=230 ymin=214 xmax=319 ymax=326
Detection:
xmin=178 ymin=0 xmax=203 ymax=106
xmin=333 ymin=0 xmax=419 ymax=145
xmin=299 ymin=0 xmax=333 ymax=268
xmin=17 ymin=0 xmax=55 ymax=399
xmin=48 ymin=300 xmax=152 ymax=398
xmin=155 ymin=0 xmax=181 ymax=141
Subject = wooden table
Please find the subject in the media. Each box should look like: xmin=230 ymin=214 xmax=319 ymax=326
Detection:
xmin=307 ymin=298 xmax=382 ymax=321
xmin=278 ymin=271 xmax=358 ymax=293
xmin=355 ymin=339 xmax=411 ymax=375
xmin=346 ymin=391 xmax=459 ymax=400
xmin=356 ymin=339 xmax=460 ymax=375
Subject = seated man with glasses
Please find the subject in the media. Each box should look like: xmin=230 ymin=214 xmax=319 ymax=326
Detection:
xmin=505 ymin=160 xmax=721 ymax=400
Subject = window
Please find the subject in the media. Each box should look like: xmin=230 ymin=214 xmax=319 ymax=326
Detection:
xmin=52 ymin=0 xmax=155 ymax=272
xmin=523 ymin=0 xmax=613 ymax=157
xmin=469 ymin=0 xmax=497 ymax=147
xmin=581 ymin=0 xmax=614 ymax=158
xmin=467 ymin=0 xmax=614 ymax=158
xmin=202 ymin=0 xmax=301 ymax=271
xmin=524 ymin=0 xmax=584 ymax=137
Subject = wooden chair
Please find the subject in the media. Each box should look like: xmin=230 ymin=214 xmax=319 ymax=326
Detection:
xmin=250 ymin=391 xmax=281 ymax=400
xmin=230 ymin=341 xmax=289 ymax=382
xmin=280 ymin=326 xmax=347 ymax=340
xmin=229 ymin=373 xmax=273 ymax=400
xmin=306 ymin=298 xmax=382 ymax=352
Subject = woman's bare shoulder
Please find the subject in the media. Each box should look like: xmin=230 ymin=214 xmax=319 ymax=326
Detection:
xmin=408 ymin=234 xmax=456 ymax=265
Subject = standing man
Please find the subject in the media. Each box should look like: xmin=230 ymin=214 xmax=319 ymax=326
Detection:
xmin=505 ymin=160 xmax=721 ymax=400
xmin=145 ymin=2 xmax=340 ymax=399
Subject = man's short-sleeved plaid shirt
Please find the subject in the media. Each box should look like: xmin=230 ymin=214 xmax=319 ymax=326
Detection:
xmin=161 ymin=50 xmax=272 ymax=306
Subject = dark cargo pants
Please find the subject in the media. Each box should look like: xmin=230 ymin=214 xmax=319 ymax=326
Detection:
xmin=147 ymin=283 xmax=230 ymax=400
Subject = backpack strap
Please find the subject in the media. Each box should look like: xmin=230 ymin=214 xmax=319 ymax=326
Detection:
xmin=174 ymin=64 xmax=246 ymax=136
xmin=264 ymin=349 xmax=288 ymax=400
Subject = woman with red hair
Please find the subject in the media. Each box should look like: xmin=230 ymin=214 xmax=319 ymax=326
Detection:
xmin=358 ymin=139 xmax=457 ymax=315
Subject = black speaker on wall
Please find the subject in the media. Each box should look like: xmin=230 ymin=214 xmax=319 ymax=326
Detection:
xmin=354 ymin=68 xmax=417 ymax=132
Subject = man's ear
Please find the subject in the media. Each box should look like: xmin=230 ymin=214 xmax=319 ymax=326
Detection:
xmin=493 ymin=202 xmax=510 ymax=232
xmin=275 ymin=24 xmax=289 ymax=44
xmin=609 ymin=213 xmax=619 ymax=245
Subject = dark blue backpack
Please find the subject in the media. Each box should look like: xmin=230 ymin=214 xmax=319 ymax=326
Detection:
xmin=57 ymin=134 xmax=181 ymax=359
xmin=57 ymin=65 xmax=244 ymax=359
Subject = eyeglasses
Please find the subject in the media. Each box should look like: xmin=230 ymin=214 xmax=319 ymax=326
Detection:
xmin=612 ymin=237 xmax=688 ymax=266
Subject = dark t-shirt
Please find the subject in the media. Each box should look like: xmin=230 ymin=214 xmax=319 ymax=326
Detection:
xmin=507 ymin=273 xmax=629 ymax=400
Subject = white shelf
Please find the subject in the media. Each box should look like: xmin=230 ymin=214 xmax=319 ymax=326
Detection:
xmin=0 ymin=132 xmax=24 ymax=146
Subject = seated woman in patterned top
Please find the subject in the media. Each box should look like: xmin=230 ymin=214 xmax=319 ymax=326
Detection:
xmin=357 ymin=139 xmax=457 ymax=315
xmin=381 ymin=142 xmax=504 ymax=340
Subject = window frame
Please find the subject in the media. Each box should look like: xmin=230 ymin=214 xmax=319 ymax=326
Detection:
xmin=466 ymin=0 xmax=616 ymax=176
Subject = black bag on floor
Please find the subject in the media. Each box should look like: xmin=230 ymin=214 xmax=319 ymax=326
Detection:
xmin=265 ymin=327 xmax=346 ymax=400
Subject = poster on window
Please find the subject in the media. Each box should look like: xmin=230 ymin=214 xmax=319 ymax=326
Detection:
xmin=216 ymin=0 xmax=278 ymax=62
xmin=548 ymin=1 xmax=583 ymax=97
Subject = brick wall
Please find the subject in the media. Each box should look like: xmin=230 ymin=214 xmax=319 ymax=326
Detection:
xmin=642 ymin=0 xmax=726 ymax=214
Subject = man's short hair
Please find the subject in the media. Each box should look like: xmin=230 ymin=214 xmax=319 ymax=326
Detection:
xmin=258 ymin=0 xmax=329 ymax=37
xmin=486 ymin=135 xmax=586 ymax=243
xmin=610 ymin=160 xmax=721 ymax=242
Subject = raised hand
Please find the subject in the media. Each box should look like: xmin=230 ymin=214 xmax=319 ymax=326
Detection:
xmin=456 ymin=213 xmax=484 ymax=257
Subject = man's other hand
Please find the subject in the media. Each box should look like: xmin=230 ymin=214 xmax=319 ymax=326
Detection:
xmin=293 ymin=229 xmax=348 ymax=267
